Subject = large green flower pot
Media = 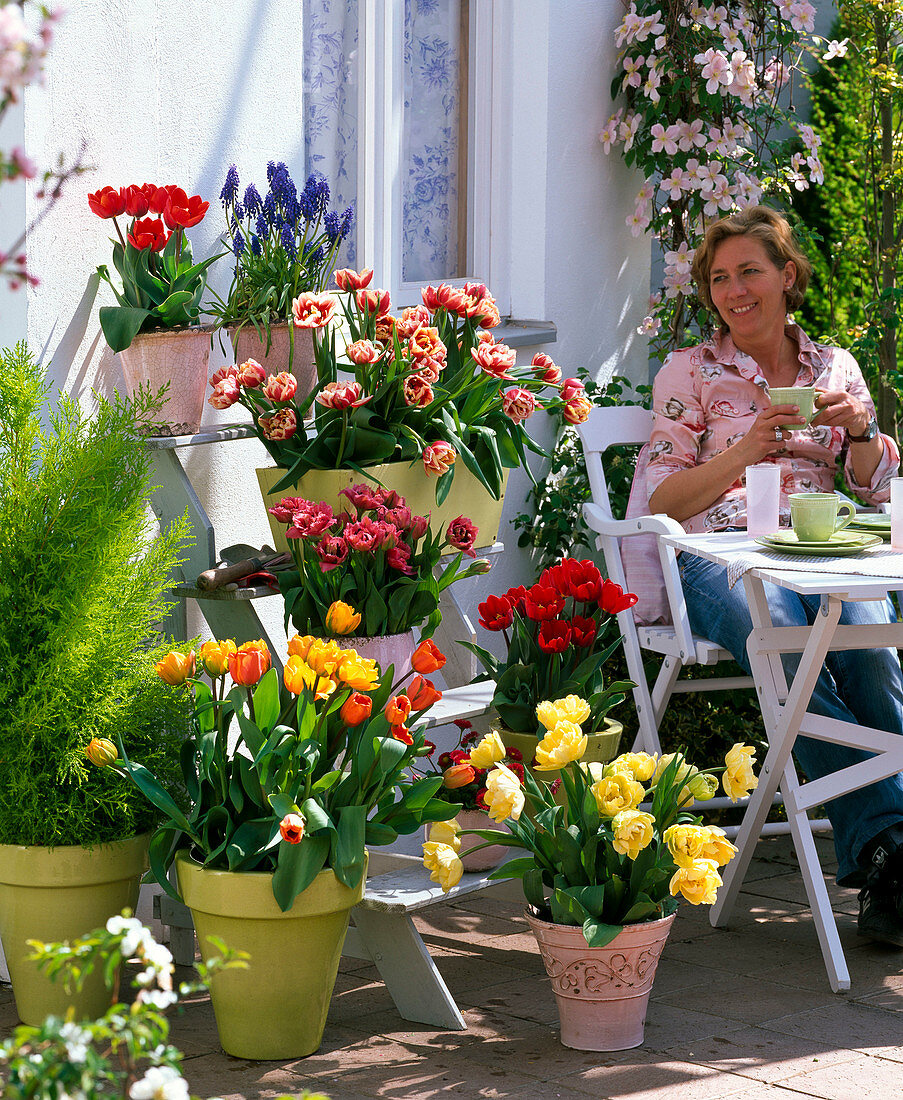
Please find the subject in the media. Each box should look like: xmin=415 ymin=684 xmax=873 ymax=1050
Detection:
xmin=257 ymin=461 xmax=508 ymax=554
xmin=0 ymin=834 xmax=149 ymax=1025
xmin=176 ymin=852 xmax=366 ymax=1060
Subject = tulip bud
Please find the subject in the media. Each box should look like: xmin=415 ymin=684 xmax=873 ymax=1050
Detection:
xmin=279 ymin=813 xmax=305 ymax=844
xmin=325 ymin=600 xmax=362 ymax=636
xmin=470 ymin=558 xmax=492 ymax=575
xmin=200 ymin=639 xmax=237 ymax=677
xmin=86 ymin=737 xmax=119 ymax=768
xmin=411 ymin=638 xmax=446 ymax=675
xmin=443 ymin=763 xmax=477 ymax=789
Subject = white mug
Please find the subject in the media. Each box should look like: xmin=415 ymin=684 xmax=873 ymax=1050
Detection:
xmin=745 ymin=464 xmax=781 ymax=537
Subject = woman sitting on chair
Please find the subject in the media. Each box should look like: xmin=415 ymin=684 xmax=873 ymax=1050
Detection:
xmin=647 ymin=204 xmax=903 ymax=946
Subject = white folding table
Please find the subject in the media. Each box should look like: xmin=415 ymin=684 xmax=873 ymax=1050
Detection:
xmin=664 ymin=530 xmax=903 ymax=992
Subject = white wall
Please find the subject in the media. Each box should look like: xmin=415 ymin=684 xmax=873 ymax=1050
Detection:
xmin=14 ymin=0 xmax=649 ymax=667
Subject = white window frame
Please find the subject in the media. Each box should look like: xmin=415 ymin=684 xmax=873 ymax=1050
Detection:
xmin=356 ymin=0 xmax=515 ymax=312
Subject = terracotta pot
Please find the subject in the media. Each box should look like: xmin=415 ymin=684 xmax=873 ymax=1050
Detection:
xmin=0 ymin=834 xmax=150 ymax=1025
xmin=344 ymin=631 xmax=417 ymax=680
xmin=176 ymin=852 xmax=366 ymax=1059
xmin=256 ymin=462 xmax=509 ymax=554
xmin=425 ymin=808 xmax=509 ymax=872
xmin=526 ymin=909 xmax=675 ymax=1051
xmin=232 ymin=323 xmax=316 ymax=398
xmin=118 ymin=328 xmax=211 ymax=436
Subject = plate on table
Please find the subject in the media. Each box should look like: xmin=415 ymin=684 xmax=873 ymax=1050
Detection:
xmin=848 ymin=514 xmax=892 ymax=539
xmin=754 ymin=532 xmax=883 ymax=556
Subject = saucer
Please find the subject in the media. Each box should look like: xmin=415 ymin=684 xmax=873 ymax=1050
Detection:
xmin=755 ymin=532 xmax=883 ymax=556
xmin=759 ymin=530 xmax=875 ymax=548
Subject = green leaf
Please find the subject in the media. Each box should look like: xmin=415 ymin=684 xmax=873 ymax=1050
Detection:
xmin=333 ymin=805 xmax=367 ymax=889
xmin=272 ymin=834 xmax=330 ymax=911
xmin=582 ymin=918 xmax=624 ymax=948
xmin=98 ymin=305 xmax=153 ymax=352
xmin=252 ymin=668 xmax=281 ymax=732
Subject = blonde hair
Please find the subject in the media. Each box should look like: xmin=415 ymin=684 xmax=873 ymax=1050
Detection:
xmin=691 ymin=206 xmax=812 ymax=321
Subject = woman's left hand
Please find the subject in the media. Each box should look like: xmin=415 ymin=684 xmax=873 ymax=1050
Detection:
xmin=811 ymin=388 xmax=871 ymax=436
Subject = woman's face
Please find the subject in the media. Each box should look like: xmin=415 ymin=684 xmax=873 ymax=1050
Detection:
xmin=709 ymin=235 xmax=796 ymax=342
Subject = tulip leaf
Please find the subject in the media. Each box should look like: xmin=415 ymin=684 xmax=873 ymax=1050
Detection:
xmin=252 ymin=668 xmax=280 ymax=732
xmin=621 ymin=895 xmax=659 ymax=924
xmin=147 ymin=828 xmax=182 ymax=900
xmin=582 ymin=918 xmax=624 ymax=948
xmin=234 ymin=707 xmax=266 ymax=757
xmin=272 ymin=834 xmax=330 ymax=911
xmin=333 ymin=805 xmax=367 ymax=888
xmin=98 ymin=305 xmax=153 ymax=353
xmin=268 ymin=792 xmax=299 ymax=819
xmin=364 ymin=822 xmax=398 ymax=845
xmin=299 ymin=796 xmax=334 ymax=835
xmin=227 ymin=819 xmax=280 ymax=870
xmin=117 ymin=755 xmax=194 ymax=835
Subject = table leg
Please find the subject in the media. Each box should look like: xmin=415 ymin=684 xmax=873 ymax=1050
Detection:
xmin=711 ymin=583 xmax=842 ymax=929
xmin=349 ymin=908 xmax=467 ymax=1030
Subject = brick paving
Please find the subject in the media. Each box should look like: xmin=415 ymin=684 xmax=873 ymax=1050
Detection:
xmin=5 ymin=834 xmax=903 ymax=1099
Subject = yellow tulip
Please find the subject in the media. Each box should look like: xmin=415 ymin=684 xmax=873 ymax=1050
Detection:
xmin=535 ymin=694 xmax=590 ymax=729
xmin=606 ymin=751 xmax=658 ymax=783
xmin=283 ymin=656 xmax=336 ymax=700
xmin=336 ymin=652 xmax=380 ymax=691
xmin=304 ymin=638 xmax=346 ymax=677
xmin=650 ymin=752 xmax=695 ymax=789
xmin=199 ymin=639 xmax=237 ymax=677
xmin=155 ymin=650 xmax=196 ymax=685
xmin=610 ymin=809 xmax=655 ymax=859
xmin=700 ymin=826 xmax=738 ymax=867
xmin=534 ymin=721 xmax=588 ymax=771
xmin=468 ymin=731 xmax=506 ymax=768
xmin=484 ymin=763 xmax=525 ymax=823
xmin=325 ymin=600 xmax=362 ymax=636
xmin=590 ymin=772 xmax=645 ymax=817
xmin=428 ymin=819 xmax=461 ymax=852
xmin=685 ymin=771 xmax=719 ymax=802
xmin=663 ymin=823 xmax=711 ymax=868
xmin=287 ymin=634 xmax=318 ymax=660
xmin=669 ymin=859 xmax=723 ymax=905
xmin=422 ymin=841 xmax=464 ymax=892
xmin=723 ymin=743 xmax=759 ymax=802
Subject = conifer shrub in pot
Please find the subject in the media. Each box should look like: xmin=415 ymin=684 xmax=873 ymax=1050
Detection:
xmin=0 ymin=343 xmax=191 ymax=1023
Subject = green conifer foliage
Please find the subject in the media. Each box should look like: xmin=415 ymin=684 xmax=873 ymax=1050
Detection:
xmin=0 ymin=344 xmax=192 ymax=846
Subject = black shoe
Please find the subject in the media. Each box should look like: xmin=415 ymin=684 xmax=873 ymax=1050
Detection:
xmin=857 ymin=825 xmax=903 ymax=948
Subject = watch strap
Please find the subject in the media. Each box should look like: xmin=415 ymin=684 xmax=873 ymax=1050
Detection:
xmin=846 ymin=417 xmax=879 ymax=443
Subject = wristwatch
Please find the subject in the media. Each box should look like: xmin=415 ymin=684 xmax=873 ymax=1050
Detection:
xmin=846 ymin=417 xmax=880 ymax=443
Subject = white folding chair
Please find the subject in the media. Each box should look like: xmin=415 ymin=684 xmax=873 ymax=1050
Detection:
xmin=577 ymin=406 xmax=754 ymax=759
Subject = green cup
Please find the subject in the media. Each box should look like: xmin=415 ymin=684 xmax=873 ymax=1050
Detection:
xmin=789 ymin=493 xmax=856 ymax=542
xmin=769 ymin=386 xmax=816 ymax=430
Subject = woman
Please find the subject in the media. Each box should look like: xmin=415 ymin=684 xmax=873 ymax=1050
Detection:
xmin=647 ymin=206 xmax=903 ymax=947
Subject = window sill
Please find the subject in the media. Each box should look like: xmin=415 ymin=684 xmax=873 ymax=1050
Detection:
xmin=495 ymin=319 xmax=557 ymax=348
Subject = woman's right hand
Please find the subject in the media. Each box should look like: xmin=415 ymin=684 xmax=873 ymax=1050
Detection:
xmin=741 ymin=405 xmax=807 ymax=462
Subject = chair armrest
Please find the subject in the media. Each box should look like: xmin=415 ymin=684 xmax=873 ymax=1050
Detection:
xmin=583 ymin=502 xmax=686 ymax=539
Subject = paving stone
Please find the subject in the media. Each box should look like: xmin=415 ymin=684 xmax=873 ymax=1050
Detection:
xmin=557 ymin=1050 xmax=771 ymax=1099
xmin=653 ymin=972 xmax=833 ymax=1026
xmin=767 ymin=1052 xmax=903 ymax=1098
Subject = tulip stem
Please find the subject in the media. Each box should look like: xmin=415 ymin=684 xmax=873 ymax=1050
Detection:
xmin=113 ymin=216 xmax=128 ymax=252
xmin=336 ymin=411 xmax=348 ymax=467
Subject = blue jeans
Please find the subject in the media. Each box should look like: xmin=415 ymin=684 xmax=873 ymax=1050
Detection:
xmin=678 ymin=551 xmax=903 ymax=884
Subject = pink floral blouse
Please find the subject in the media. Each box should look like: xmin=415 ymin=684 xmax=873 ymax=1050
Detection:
xmin=647 ymin=325 xmax=900 ymax=533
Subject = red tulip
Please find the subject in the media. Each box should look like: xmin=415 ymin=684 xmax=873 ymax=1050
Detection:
xmin=334 ymin=267 xmax=374 ymax=291
xmin=504 ymin=585 xmax=528 ymax=615
xmin=228 ymin=641 xmax=271 ymax=686
xmin=599 ymin=578 xmax=639 ymax=615
xmin=279 ymin=813 xmax=305 ymax=844
xmin=88 ymin=185 xmax=127 ymax=219
xmin=148 ymin=184 xmax=181 ymax=215
xmin=446 ymin=515 xmax=478 ymax=558
xmin=523 ymin=584 xmax=565 ymax=622
xmin=127 ymin=217 xmax=168 ymax=252
xmin=163 ymin=188 xmax=209 ymax=229
xmin=570 ymin=615 xmax=598 ymax=648
xmin=478 ymin=594 xmax=513 ymax=631
xmin=124 ymin=183 xmax=155 ymax=217
xmin=537 ymin=620 xmax=572 ymax=653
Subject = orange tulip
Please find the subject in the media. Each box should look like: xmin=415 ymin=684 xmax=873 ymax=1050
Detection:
xmin=391 ymin=724 xmax=414 ymax=744
xmin=287 ymin=634 xmax=317 ymax=661
xmin=340 ymin=692 xmax=372 ymax=727
xmin=443 ymin=763 xmax=477 ymax=789
xmin=411 ymin=639 xmax=446 ymax=674
xmin=85 ymin=737 xmax=119 ymax=768
xmin=279 ymin=813 xmax=305 ymax=844
xmin=228 ymin=640 xmax=271 ymax=686
xmin=407 ymin=675 xmax=442 ymax=711
xmin=385 ymin=694 xmax=413 ymax=725
xmin=156 ymin=650 xmax=196 ymax=685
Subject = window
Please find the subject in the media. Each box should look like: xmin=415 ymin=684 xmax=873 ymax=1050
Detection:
xmin=303 ymin=0 xmax=511 ymax=309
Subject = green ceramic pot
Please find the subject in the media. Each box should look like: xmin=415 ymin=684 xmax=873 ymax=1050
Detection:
xmin=0 ymin=834 xmax=149 ymax=1025
xmin=176 ymin=852 xmax=367 ymax=1060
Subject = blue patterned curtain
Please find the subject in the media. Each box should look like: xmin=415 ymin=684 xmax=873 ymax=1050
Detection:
xmin=402 ymin=0 xmax=462 ymax=282
xmin=303 ymin=0 xmax=463 ymax=282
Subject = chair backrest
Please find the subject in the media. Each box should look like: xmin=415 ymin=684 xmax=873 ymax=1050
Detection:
xmin=578 ymin=406 xmax=654 ymax=525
